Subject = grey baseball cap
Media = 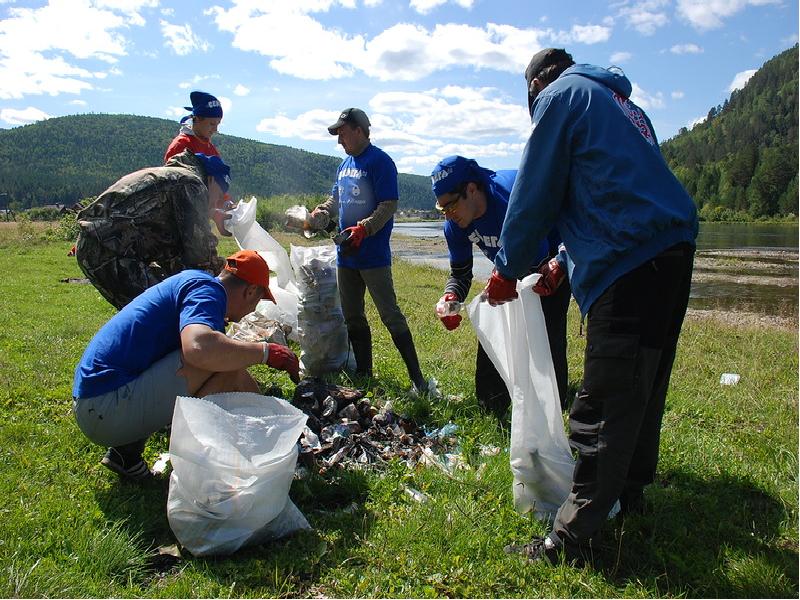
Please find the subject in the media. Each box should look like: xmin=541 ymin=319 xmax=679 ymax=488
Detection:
xmin=328 ymin=108 xmax=371 ymax=135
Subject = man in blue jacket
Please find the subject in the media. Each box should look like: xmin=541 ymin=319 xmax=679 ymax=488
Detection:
xmin=309 ymin=108 xmax=427 ymax=392
xmin=483 ymin=49 xmax=698 ymax=564
xmin=431 ymin=155 xmax=571 ymax=417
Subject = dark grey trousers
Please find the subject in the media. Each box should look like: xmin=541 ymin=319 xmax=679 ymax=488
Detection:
xmin=553 ymin=243 xmax=694 ymax=544
xmin=337 ymin=265 xmax=410 ymax=337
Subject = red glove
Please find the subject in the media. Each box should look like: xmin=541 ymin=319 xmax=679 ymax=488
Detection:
xmin=532 ymin=258 xmax=566 ymax=296
xmin=482 ymin=270 xmax=518 ymax=306
xmin=343 ymin=223 xmax=367 ymax=248
xmin=265 ymin=343 xmax=300 ymax=383
xmin=438 ymin=292 xmax=462 ymax=331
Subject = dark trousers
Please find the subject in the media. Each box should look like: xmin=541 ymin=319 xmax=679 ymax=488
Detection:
xmin=553 ymin=243 xmax=694 ymax=544
xmin=475 ymin=278 xmax=572 ymax=417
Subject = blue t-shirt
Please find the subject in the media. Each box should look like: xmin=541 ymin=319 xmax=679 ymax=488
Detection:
xmin=331 ymin=143 xmax=398 ymax=269
xmin=445 ymin=170 xmax=550 ymax=267
xmin=73 ymin=270 xmax=227 ymax=399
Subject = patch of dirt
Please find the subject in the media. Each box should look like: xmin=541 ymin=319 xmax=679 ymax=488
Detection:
xmin=685 ymin=308 xmax=797 ymax=332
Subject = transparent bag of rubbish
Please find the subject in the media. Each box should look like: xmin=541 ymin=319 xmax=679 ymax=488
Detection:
xmin=290 ymin=244 xmax=350 ymax=376
xmin=226 ymin=197 xmax=300 ymax=339
xmin=468 ymin=274 xmax=574 ymax=521
xmin=167 ymin=392 xmax=310 ymax=556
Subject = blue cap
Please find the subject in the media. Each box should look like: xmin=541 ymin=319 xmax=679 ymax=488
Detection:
xmin=431 ymin=155 xmax=495 ymax=198
xmin=194 ymin=153 xmax=231 ymax=194
xmin=182 ymin=91 xmax=223 ymax=121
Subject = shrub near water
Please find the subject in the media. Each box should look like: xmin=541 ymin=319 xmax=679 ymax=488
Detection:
xmin=0 ymin=232 xmax=796 ymax=598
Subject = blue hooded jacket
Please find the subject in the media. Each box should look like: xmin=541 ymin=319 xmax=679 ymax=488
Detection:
xmin=494 ymin=64 xmax=698 ymax=314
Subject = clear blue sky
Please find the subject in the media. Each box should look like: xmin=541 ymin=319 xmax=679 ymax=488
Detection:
xmin=0 ymin=0 xmax=797 ymax=174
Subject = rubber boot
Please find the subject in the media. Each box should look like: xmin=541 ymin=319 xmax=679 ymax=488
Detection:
xmin=391 ymin=329 xmax=426 ymax=391
xmin=348 ymin=327 xmax=373 ymax=376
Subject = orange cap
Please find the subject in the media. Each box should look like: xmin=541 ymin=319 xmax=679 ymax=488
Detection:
xmin=224 ymin=249 xmax=276 ymax=302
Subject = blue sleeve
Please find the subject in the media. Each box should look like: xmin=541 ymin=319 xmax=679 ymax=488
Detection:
xmin=372 ymin=153 xmax=399 ymax=202
xmin=177 ymin=279 xmax=227 ymax=333
xmin=444 ymin=221 xmax=473 ymax=263
xmin=495 ymin=93 xmax=572 ymax=279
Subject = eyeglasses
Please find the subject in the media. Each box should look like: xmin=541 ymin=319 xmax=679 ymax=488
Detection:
xmin=435 ymin=196 xmax=461 ymax=215
xmin=435 ymin=185 xmax=468 ymax=216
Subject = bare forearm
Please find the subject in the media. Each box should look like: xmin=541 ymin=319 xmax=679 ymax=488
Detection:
xmin=182 ymin=328 xmax=263 ymax=372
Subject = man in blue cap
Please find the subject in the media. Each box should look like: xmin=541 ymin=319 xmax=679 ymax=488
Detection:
xmin=431 ymin=155 xmax=571 ymax=418
xmin=483 ymin=48 xmax=698 ymax=564
xmin=76 ymin=151 xmax=234 ymax=309
xmin=307 ymin=108 xmax=428 ymax=392
xmin=164 ymin=91 xmax=224 ymax=162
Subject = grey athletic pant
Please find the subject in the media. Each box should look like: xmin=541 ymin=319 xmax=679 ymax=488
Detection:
xmin=337 ymin=265 xmax=410 ymax=337
xmin=553 ymin=243 xmax=694 ymax=545
xmin=73 ymin=350 xmax=189 ymax=447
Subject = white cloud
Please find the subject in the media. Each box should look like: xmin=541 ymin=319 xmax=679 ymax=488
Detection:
xmin=0 ymin=0 xmax=154 ymax=100
xmin=0 ymin=106 xmax=51 ymax=125
xmin=610 ymin=51 xmax=632 ymax=63
xmin=563 ymin=24 xmax=612 ymax=44
xmin=670 ymin=43 xmax=703 ymax=54
xmin=671 ymin=90 xmax=685 ymax=99
xmin=364 ymin=0 xmax=382 ymax=5
xmin=207 ymin=2 xmax=607 ymax=82
xmin=256 ymin=86 xmax=529 ymax=173
xmin=617 ymin=0 xmax=670 ymax=35
xmin=160 ymin=20 xmax=210 ymax=55
xmin=688 ymin=114 xmax=706 ymax=129
xmin=410 ymin=0 xmax=474 ymax=14
xmin=630 ymin=82 xmax=665 ymax=110
xmin=676 ymin=0 xmax=781 ymax=31
xmin=178 ymin=74 xmax=222 ymax=90
xmin=728 ymin=68 xmax=756 ymax=92
xmin=233 ymin=84 xmax=250 ymax=96
xmin=70 ymin=99 xmax=88 ymax=105
xmin=165 ymin=105 xmax=186 ymax=118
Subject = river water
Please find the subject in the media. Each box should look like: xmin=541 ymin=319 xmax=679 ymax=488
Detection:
xmin=392 ymin=221 xmax=798 ymax=317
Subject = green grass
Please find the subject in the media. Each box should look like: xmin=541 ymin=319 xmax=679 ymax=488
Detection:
xmin=0 ymin=225 xmax=797 ymax=598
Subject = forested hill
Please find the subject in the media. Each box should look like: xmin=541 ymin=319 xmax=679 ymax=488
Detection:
xmin=661 ymin=44 xmax=798 ymax=220
xmin=0 ymin=114 xmax=434 ymax=210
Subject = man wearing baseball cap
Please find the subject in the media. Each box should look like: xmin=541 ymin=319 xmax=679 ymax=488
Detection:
xmin=431 ymin=155 xmax=571 ymax=418
xmin=76 ymin=150 xmax=234 ymax=310
xmin=72 ymin=249 xmax=300 ymax=482
xmin=483 ymin=48 xmax=698 ymax=564
xmin=307 ymin=107 xmax=428 ymax=393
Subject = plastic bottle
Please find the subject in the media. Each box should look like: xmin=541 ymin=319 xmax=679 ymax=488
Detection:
xmin=435 ymin=298 xmax=465 ymax=317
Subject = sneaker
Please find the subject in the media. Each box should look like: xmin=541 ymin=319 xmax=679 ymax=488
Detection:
xmin=101 ymin=447 xmax=152 ymax=481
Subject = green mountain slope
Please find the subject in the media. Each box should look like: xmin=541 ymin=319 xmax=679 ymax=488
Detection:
xmin=0 ymin=114 xmax=435 ymax=210
xmin=661 ymin=44 xmax=798 ymax=219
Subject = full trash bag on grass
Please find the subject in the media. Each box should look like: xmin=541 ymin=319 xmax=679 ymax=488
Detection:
xmin=167 ymin=392 xmax=310 ymax=556
xmin=290 ymin=244 xmax=351 ymax=376
xmin=468 ymin=274 xmax=574 ymax=521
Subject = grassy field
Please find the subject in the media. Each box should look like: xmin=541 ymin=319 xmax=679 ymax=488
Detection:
xmin=0 ymin=222 xmax=797 ymax=598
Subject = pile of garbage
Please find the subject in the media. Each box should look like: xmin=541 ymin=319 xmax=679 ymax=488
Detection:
xmin=227 ymin=311 xmax=292 ymax=347
xmin=292 ymin=378 xmax=457 ymax=474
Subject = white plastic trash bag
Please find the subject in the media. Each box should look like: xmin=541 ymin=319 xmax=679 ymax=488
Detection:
xmin=226 ymin=197 xmax=296 ymax=289
xmin=290 ymin=244 xmax=350 ymax=376
xmin=468 ymin=274 xmax=574 ymax=521
xmin=226 ymin=197 xmax=300 ymax=338
xmin=167 ymin=392 xmax=310 ymax=556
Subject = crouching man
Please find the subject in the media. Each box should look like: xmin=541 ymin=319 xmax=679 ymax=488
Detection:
xmin=72 ymin=250 xmax=301 ymax=481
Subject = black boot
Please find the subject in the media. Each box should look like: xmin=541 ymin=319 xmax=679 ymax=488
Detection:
xmin=391 ymin=329 xmax=426 ymax=391
xmin=348 ymin=327 xmax=373 ymax=376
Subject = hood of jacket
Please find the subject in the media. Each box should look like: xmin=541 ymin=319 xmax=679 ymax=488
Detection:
xmin=559 ymin=64 xmax=632 ymax=98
